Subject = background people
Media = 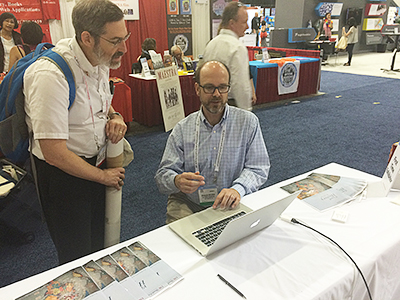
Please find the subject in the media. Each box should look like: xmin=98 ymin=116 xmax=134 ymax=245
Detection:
xmin=139 ymin=37 xmax=156 ymax=70
xmin=201 ymin=2 xmax=254 ymax=110
xmin=342 ymin=17 xmax=358 ymax=66
xmin=0 ymin=12 xmax=22 ymax=73
xmin=155 ymin=61 xmax=270 ymax=224
xmin=251 ymin=12 xmax=260 ymax=46
xmin=23 ymin=0 xmax=128 ymax=264
xmin=8 ymin=21 xmax=43 ymax=70
xmin=260 ymin=20 xmax=268 ymax=47
xmin=171 ymin=45 xmax=192 ymax=70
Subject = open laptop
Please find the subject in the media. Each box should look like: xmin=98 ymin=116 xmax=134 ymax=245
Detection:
xmin=169 ymin=192 xmax=299 ymax=257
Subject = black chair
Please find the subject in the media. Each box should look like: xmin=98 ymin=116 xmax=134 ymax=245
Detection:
xmin=131 ymin=62 xmax=142 ymax=74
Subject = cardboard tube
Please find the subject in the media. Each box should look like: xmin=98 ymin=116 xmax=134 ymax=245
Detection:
xmin=104 ymin=139 xmax=124 ymax=248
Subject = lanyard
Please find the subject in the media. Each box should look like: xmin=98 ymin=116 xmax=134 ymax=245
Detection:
xmin=73 ymin=54 xmax=109 ymax=151
xmin=194 ymin=111 xmax=226 ymax=184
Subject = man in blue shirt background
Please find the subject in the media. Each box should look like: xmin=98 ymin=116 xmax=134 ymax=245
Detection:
xmin=155 ymin=61 xmax=270 ymax=224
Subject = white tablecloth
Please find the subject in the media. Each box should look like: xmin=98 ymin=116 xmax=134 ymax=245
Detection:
xmin=2 ymin=163 xmax=400 ymax=300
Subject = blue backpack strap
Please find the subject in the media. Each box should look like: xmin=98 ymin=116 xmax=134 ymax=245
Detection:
xmin=39 ymin=49 xmax=76 ymax=109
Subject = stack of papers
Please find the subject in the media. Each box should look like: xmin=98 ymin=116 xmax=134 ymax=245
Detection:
xmin=280 ymin=173 xmax=367 ymax=211
xmin=16 ymin=241 xmax=183 ymax=300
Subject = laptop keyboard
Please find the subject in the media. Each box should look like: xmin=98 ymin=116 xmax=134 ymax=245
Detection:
xmin=192 ymin=211 xmax=247 ymax=247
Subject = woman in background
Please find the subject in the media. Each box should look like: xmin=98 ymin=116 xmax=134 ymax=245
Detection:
xmin=8 ymin=21 xmax=43 ymax=70
xmin=0 ymin=12 xmax=22 ymax=73
xmin=260 ymin=20 xmax=268 ymax=47
xmin=342 ymin=17 xmax=358 ymax=66
xmin=318 ymin=12 xmax=333 ymax=40
xmin=139 ymin=38 xmax=156 ymax=70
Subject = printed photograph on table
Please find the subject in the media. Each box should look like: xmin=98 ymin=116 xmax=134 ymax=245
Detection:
xmin=281 ymin=173 xmax=367 ymax=211
xmin=111 ymin=247 xmax=147 ymax=276
xmin=16 ymin=267 xmax=104 ymax=300
xmin=128 ymin=241 xmax=183 ymax=286
xmin=84 ymin=260 xmax=136 ymax=300
xmin=128 ymin=241 xmax=161 ymax=266
xmin=96 ymin=255 xmax=130 ymax=282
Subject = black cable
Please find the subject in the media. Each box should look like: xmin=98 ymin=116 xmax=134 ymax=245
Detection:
xmin=290 ymin=218 xmax=373 ymax=300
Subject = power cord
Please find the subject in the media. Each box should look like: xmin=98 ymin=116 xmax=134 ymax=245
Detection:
xmin=281 ymin=216 xmax=373 ymax=300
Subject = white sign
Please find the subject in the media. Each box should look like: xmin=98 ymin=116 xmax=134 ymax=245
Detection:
xmin=155 ymin=66 xmax=185 ymax=132
xmin=262 ymin=47 xmax=270 ymax=63
xmin=140 ymin=58 xmax=151 ymax=77
xmin=368 ymin=144 xmax=400 ymax=197
xmin=277 ymin=60 xmax=300 ymax=95
xmin=111 ymin=0 xmax=139 ymax=20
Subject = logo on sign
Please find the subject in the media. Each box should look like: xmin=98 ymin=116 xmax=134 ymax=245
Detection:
xmin=280 ymin=63 xmax=298 ymax=88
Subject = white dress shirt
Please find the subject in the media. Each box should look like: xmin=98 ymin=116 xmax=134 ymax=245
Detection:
xmin=24 ymin=37 xmax=112 ymax=160
xmin=202 ymin=29 xmax=252 ymax=110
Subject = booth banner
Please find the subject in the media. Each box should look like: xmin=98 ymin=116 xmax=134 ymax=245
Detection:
xmin=111 ymin=0 xmax=139 ymax=20
xmin=0 ymin=0 xmax=60 ymax=21
xmin=155 ymin=66 xmax=185 ymax=132
xmin=278 ymin=60 xmax=300 ymax=95
xmin=166 ymin=0 xmax=193 ymax=57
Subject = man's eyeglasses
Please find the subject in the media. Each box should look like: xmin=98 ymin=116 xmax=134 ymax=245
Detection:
xmin=98 ymin=32 xmax=131 ymax=47
xmin=199 ymin=84 xmax=230 ymax=94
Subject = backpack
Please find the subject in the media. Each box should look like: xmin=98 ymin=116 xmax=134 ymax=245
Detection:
xmin=0 ymin=42 xmax=76 ymax=165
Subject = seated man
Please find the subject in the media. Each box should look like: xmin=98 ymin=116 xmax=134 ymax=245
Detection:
xmin=171 ymin=45 xmax=192 ymax=70
xmin=155 ymin=61 xmax=270 ymax=224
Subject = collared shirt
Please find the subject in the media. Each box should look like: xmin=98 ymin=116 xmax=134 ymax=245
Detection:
xmin=202 ymin=29 xmax=252 ymax=110
xmin=24 ymin=37 xmax=112 ymax=160
xmin=155 ymin=105 xmax=270 ymax=205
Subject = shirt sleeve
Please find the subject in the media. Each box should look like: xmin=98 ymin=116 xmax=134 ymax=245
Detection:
xmin=231 ymin=117 xmax=270 ymax=197
xmin=155 ymin=125 xmax=184 ymax=195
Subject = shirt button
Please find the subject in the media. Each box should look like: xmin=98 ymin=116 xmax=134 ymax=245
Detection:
xmin=213 ymin=130 xmax=216 ymax=133
xmin=213 ymin=147 xmax=216 ymax=150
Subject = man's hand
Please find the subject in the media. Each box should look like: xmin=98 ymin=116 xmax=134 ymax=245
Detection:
xmin=174 ymin=171 xmax=205 ymax=194
xmin=106 ymin=115 xmax=127 ymax=144
xmin=212 ymin=188 xmax=241 ymax=209
xmin=101 ymin=167 xmax=125 ymax=190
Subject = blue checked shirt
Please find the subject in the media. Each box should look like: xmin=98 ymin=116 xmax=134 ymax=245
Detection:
xmin=155 ymin=105 xmax=270 ymax=205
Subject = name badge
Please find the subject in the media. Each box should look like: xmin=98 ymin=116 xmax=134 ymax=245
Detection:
xmin=96 ymin=145 xmax=106 ymax=167
xmin=199 ymin=187 xmax=218 ymax=206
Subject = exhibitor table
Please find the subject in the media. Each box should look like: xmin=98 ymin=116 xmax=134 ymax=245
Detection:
xmin=250 ymin=57 xmax=320 ymax=104
xmin=2 ymin=163 xmax=400 ymax=299
xmin=128 ymin=73 xmax=200 ymax=127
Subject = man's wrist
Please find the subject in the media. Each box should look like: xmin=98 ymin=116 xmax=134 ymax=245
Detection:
xmin=110 ymin=112 xmax=123 ymax=120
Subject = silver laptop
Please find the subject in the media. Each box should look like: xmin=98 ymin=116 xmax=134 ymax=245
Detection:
xmin=169 ymin=192 xmax=299 ymax=257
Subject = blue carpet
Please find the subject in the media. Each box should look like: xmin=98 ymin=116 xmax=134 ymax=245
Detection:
xmin=1 ymin=70 xmax=399 ymax=288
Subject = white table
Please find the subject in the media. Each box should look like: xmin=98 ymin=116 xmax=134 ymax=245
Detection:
xmin=2 ymin=163 xmax=400 ymax=300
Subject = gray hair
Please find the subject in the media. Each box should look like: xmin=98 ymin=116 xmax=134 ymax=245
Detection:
xmin=171 ymin=45 xmax=182 ymax=55
xmin=72 ymin=0 xmax=124 ymax=42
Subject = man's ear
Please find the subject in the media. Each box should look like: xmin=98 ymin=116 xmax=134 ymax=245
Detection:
xmin=195 ymin=82 xmax=201 ymax=97
xmin=80 ymin=31 xmax=95 ymax=48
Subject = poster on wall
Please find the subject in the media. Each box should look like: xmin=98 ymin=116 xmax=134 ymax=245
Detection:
xmin=111 ymin=0 xmax=139 ymax=20
xmin=365 ymin=4 xmax=386 ymax=17
xmin=166 ymin=0 xmax=193 ymax=58
xmin=155 ymin=66 xmax=185 ymax=132
xmin=211 ymin=0 xmax=229 ymax=38
xmin=181 ymin=0 xmax=191 ymax=14
xmin=167 ymin=0 xmax=179 ymax=15
xmin=315 ymin=3 xmax=343 ymax=17
xmin=362 ymin=18 xmax=384 ymax=31
xmin=0 ymin=0 xmax=61 ymax=43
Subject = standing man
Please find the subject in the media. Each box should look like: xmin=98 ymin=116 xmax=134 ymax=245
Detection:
xmin=201 ymin=2 xmax=255 ymax=110
xmin=155 ymin=61 xmax=270 ymax=224
xmin=252 ymin=12 xmax=260 ymax=46
xmin=23 ymin=0 xmax=129 ymax=264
